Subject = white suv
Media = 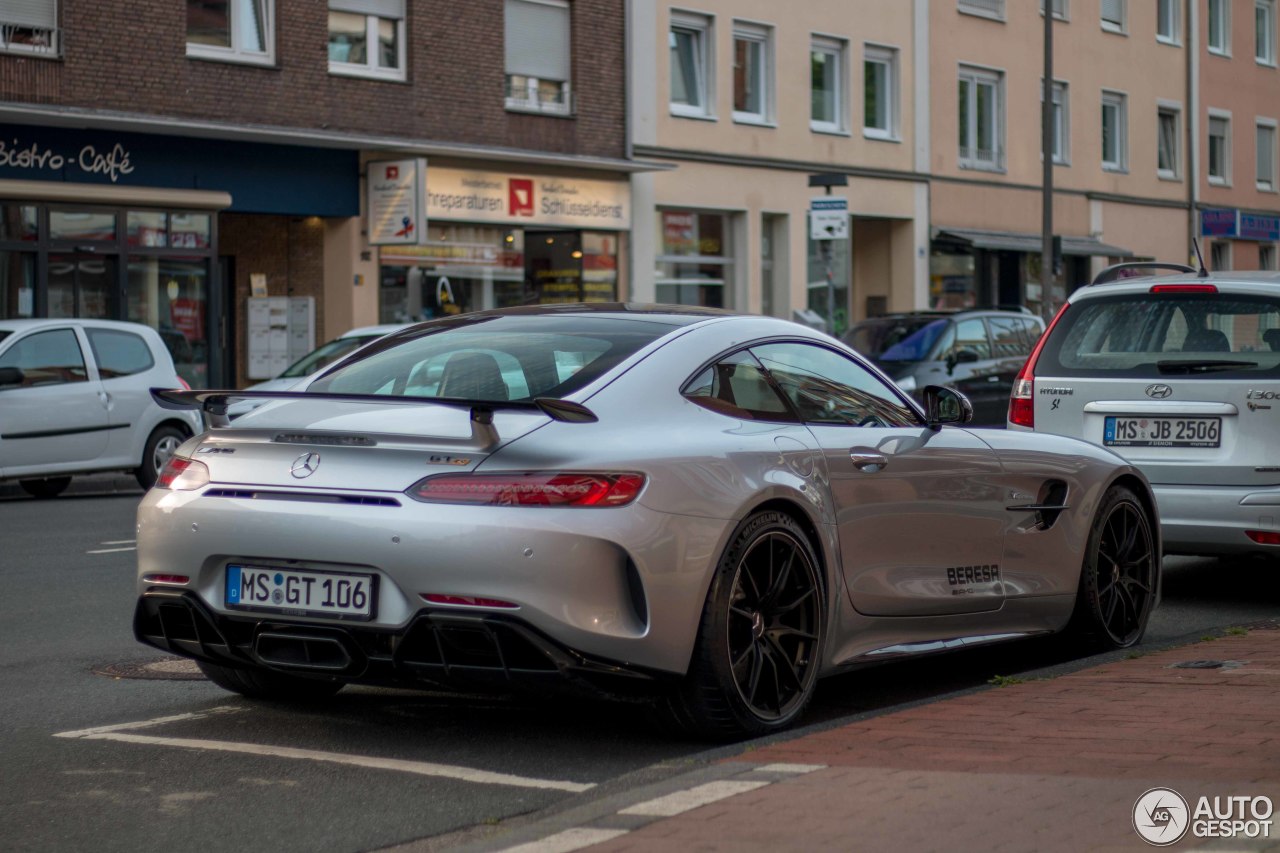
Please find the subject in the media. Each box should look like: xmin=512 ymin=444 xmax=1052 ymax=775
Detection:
xmin=0 ymin=319 xmax=202 ymax=498
xmin=1008 ymin=264 xmax=1280 ymax=558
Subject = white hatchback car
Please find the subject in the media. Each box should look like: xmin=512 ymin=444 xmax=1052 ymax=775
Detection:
xmin=1008 ymin=263 xmax=1280 ymax=557
xmin=0 ymin=319 xmax=202 ymax=498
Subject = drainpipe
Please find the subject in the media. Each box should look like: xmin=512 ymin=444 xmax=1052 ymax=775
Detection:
xmin=1187 ymin=0 xmax=1199 ymax=264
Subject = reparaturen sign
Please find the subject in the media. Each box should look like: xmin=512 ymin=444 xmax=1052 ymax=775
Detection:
xmin=0 ymin=137 xmax=135 ymax=183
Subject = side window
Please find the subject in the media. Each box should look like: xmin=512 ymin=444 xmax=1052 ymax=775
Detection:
xmin=949 ymin=318 xmax=992 ymax=360
xmin=988 ymin=316 xmax=1028 ymax=358
xmin=0 ymin=329 xmax=88 ymax=388
xmin=751 ymin=342 xmax=919 ymax=427
xmin=683 ymin=350 xmax=796 ymax=421
xmin=86 ymin=329 xmax=155 ymax=379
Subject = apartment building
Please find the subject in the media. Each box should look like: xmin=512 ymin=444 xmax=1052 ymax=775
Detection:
xmin=0 ymin=0 xmax=635 ymax=387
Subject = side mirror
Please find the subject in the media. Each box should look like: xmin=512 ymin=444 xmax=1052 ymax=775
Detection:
xmin=923 ymin=384 xmax=974 ymax=429
xmin=0 ymin=366 xmax=24 ymax=388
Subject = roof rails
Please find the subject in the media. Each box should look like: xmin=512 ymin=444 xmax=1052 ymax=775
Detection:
xmin=1091 ymin=262 xmax=1197 ymax=286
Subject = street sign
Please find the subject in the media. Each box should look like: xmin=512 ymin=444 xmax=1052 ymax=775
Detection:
xmin=810 ymin=196 xmax=848 ymax=240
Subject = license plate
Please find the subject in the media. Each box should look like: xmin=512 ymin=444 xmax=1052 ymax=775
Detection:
xmin=1103 ymin=416 xmax=1222 ymax=448
xmin=225 ymin=564 xmax=375 ymax=620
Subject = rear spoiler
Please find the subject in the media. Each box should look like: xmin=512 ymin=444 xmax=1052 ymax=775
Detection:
xmin=150 ymin=388 xmax=598 ymax=447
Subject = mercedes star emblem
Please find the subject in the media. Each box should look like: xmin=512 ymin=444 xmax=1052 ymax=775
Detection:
xmin=290 ymin=452 xmax=321 ymax=479
xmin=1145 ymin=384 xmax=1173 ymax=399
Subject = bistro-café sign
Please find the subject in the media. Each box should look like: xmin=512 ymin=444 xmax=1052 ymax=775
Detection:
xmin=0 ymin=137 xmax=135 ymax=183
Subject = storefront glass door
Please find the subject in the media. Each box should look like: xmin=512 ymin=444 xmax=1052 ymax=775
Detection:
xmin=47 ymin=254 xmax=118 ymax=319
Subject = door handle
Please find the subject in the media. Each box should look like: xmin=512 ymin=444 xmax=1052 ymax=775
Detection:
xmin=850 ymin=451 xmax=888 ymax=473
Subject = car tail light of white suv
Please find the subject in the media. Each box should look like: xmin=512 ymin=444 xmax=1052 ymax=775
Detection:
xmin=1008 ymin=303 xmax=1070 ymax=429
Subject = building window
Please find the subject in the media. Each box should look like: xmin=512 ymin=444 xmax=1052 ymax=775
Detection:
xmin=657 ymin=210 xmax=734 ymax=308
xmin=732 ymin=21 xmax=772 ymax=124
xmin=1101 ymin=90 xmax=1128 ymax=171
xmin=504 ymin=0 xmax=571 ymax=114
xmin=0 ymin=1 xmax=58 ymax=56
xmin=186 ymin=0 xmax=274 ymax=64
xmin=328 ymin=1 xmax=405 ymax=81
xmin=1157 ymin=0 xmax=1180 ymax=43
xmin=863 ymin=45 xmax=899 ymax=140
xmin=810 ymin=36 xmax=847 ymax=133
xmin=1208 ymin=0 xmax=1230 ymax=54
xmin=670 ymin=11 xmax=713 ymax=118
xmin=1258 ymin=121 xmax=1277 ymax=191
xmin=958 ymin=66 xmax=1003 ymax=170
xmin=1210 ymin=241 xmax=1230 ymax=271
xmin=1157 ymin=104 xmax=1181 ymax=179
xmin=1043 ymin=79 xmax=1069 ymax=164
xmin=1261 ymin=244 xmax=1276 ymax=270
xmin=1258 ymin=0 xmax=1276 ymax=64
xmin=1209 ymin=112 xmax=1232 ymax=185
xmin=1039 ymin=0 xmax=1068 ymax=20
xmin=958 ymin=0 xmax=1005 ymax=21
xmin=1101 ymin=0 xmax=1126 ymax=32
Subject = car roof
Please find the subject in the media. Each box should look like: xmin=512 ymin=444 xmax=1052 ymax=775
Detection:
xmin=387 ymin=302 xmax=743 ymax=333
xmin=1070 ymin=270 xmax=1280 ymax=302
xmin=0 ymin=317 xmax=162 ymax=335
xmin=341 ymin=323 xmax=417 ymax=338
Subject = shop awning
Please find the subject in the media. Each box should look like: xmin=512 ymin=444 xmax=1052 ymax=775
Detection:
xmin=934 ymin=228 xmax=1134 ymax=258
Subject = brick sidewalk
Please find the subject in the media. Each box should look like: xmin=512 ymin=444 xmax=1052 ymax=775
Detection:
xmin=580 ymin=628 xmax=1280 ymax=852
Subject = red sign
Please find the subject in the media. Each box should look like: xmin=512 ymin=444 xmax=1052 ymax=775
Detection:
xmin=170 ymin=298 xmax=204 ymax=341
xmin=385 ymin=165 xmax=399 ymax=180
xmin=662 ymin=211 xmax=696 ymax=254
xmin=509 ymin=178 xmax=534 ymax=217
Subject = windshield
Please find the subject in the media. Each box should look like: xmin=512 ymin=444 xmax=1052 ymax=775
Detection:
xmin=308 ymin=315 xmax=674 ymax=402
xmin=845 ymin=317 xmax=946 ymax=359
xmin=280 ymin=336 xmax=377 ymax=378
xmin=1040 ymin=293 xmax=1280 ymax=379
xmin=0 ymin=331 xmax=10 ymax=346
xmin=878 ymin=319 xmax=950 ymax=362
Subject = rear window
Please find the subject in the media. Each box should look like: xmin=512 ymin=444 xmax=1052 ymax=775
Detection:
xmin=1039 ymin=293 xmax=1280 ymax=379
xmin=308 ymin=315 xmax=673 ymax=402
xmin=280 ymin=336 xmax=374 ymax=379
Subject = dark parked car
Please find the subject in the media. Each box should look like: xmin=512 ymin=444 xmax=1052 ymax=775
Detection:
xmin=844 ymin=308 xmax=1046 ymax=425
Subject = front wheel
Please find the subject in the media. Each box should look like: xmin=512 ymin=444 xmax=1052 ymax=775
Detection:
xmin=136 ymin=424 xmax=187 ymax=490
xmin=665 ymin=511 xmax=824 ymax=740
xmin=197 ymin=660 xmax=344 ymax=701
xmin=1069 ymin=484 xmax=1158 ymax=651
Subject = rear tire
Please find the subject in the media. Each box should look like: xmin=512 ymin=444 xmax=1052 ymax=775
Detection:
xmin=1068 ymin=485 xmax=1158 ymax=651
xmin=196 ymin=660 xmax=344 ymax=701
xmin=19 ymin=477 xmax=71 ymax=499
xmin=136 ymin=424 xmax=187 ymax=490
xmin=664 ymin=511 xmax=824 ymax=740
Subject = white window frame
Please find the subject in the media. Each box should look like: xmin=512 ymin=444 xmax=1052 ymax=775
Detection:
xmin=1101 ymin=90 xmax=1128 ymax=172
xmin=958 ymin=0 xmax=1005 ymax=22
xmin=1156 ymin=0 xmax=1180 ymax=45
xmin=186 ymin=0 xmax=275 ymax=66
xmin=1100 ymin=0 xmax=1126 ymax=33
xmin=670 ymin=10 xmax=714 ymax=119
xmin=328 ymin=4 xmax=406 ymax=82
xmin=1257 ymin=118 xmax=1278 ymax=192
xmin=1041 ymin=78 xmax=1069 ymax=165
xmin=863 ymin=44 xmax=899 ymax=141
xmin=809 ymin=35 xmax=847 ymax=135
xmin=1039 ymin=0 xmax=1069 ymax=21
xmin=0 ymin=1 xmax=60 ymax=57
xmin=1208 ymin=0 xmax=1231 ymax=55
xmin=1208 ymin=109 xmax=1233 ymax=186
xmin=958 ymin=64 xmax=1004 ymax=171
xmin=1157 ymin=101 xmax=1182 ymax=181
xmin=731 ymin=20 xmax=773 ymax=126
xmin=1258 ymin=0 xmax=1276 ymax=65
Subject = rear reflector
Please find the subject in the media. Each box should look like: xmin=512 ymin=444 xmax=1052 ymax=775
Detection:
xmin=1150 ymin=284 xmax=1218 ymax=294
xmin=1246 ymin=530 xmax=1280 ymax=546
xmin=421 ymin=594 xmax=519 ymax=609
xmin=155 ymin=457 xmax=209 ymax=491
xmin=408 ymin=472 xmax=645 ymax=507
xmin=143 ymin=574 xmax=190 ymax=585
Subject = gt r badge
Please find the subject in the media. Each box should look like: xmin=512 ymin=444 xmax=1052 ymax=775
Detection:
xmin=427 ymin=454 xmax=471 ymax=466
xmin=1145 ymin=384 xmax=1174 ymax=399
xmin=290 ymin=452 xmax=321 ymax=479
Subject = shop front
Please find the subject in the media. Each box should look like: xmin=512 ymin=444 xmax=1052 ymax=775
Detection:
xmin=376 ymin=166 xmax=629 ymax=322
xmin=1200 ymin=208 xmax=1280 ymax=271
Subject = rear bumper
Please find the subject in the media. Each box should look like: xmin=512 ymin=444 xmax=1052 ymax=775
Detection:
xmin=1154 ymin=483 xmax=1280 ymax=556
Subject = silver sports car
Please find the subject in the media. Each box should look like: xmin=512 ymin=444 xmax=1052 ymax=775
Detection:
xmin=136 ymin=304 xmax=1160 ymax=738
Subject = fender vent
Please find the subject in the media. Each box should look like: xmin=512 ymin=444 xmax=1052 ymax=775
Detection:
xmin=1006 ymin=480 xmax=1070 ymax=530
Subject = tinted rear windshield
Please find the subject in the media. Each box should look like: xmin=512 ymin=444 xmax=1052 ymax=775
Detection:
xmin=1039 ymin=293 xmax=1280 ymax=379
xmin=308 ymin=315 xmax=674 ymax=402
xmin=845 ymin=316 xmax=945 ymax=359
xmin=281 ymin=336 xmax=375 ymax=378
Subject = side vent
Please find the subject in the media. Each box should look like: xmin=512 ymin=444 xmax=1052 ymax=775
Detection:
xmin=1005 ymin=479 xmax=1070 ymax=531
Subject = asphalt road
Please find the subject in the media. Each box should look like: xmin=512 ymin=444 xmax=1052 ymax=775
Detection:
xmin=2 ymin=488 xmax=1277 ymax=853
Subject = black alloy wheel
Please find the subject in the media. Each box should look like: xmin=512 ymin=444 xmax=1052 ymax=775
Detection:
xmin=1073 ymin=485 xmax=1157 ymax=650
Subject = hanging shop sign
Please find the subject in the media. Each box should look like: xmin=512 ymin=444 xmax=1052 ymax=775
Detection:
xmin=367 ymin=158 xmax=428 ymax=246
xmin=425 ymin=167 xmax=630 ymax=229
xmin=810 ymin=197 xmax=849 ymax=241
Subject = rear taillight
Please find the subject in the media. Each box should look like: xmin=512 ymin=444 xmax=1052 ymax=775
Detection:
xmin=143 ymin=574 xmax=191 ymax=585
xmin=155 ymin=457 xmax=209 ymax=491
xmin=1150 ymin=284 xmax=1218 ymax=294
xmin=420 ymin=593 xmax=519 ymax=609
xmin=1246 ymin=530 xmax=1280 ymax=546
xmin=177 ymin=376 xmax=192 ymax=390
xmin=408 ymin=472 xmax=645 ymax=507
xmin=1008 ymin=303 xmax=1070 ymax=429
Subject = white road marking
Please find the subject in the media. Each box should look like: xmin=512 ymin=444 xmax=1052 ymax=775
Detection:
xmin=753 ymin=762 xmax=826 ymax=774
xmin=87 ymin=547 xmax=136 ymax=554
xmin=101 ymin=539 xmax=137 ymax=545
xmin=499 ymin=828 xmax=629 ymax=853
xmin=618 ymin=780 xmax=770 ymax=817
xmin=54 ymin=706 xmax=244 ymax=738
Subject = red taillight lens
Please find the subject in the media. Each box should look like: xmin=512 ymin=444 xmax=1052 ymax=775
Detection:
xmin=1246 ymin=530 xmax=1280 ymax=545
xmin=1008 ymin=303 xmax=1070 ymax=429
xmin=177 ymin=376 xmax=192 ymax=390
xmin=408 ymin=472 xmax=646 ymax=507
xmin=155 ymin=456 xmax=210 ymax=491
xmin=143 ymin=574 xmax=190 ymax=585
xmin=1151 ymin=284 xmax=1218 ymax=294
xmin=420 ymin=593 xmax=519 ymax=609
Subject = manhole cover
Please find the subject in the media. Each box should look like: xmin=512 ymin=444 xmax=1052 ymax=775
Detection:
xmin=1168 ymin=659 xmax=1247 ymax=671
xmin=92 ymin=657 xmax=207 ymax=680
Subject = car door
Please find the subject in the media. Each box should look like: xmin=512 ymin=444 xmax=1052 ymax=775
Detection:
xmin=986 ymin=315 xmax=1038 ymax=420
xmin=752 ymin=341 xmax=1007 ymax=616
xmin=943 ymin=316 xmax=1003 ymax=425
xmin=0 ymin=327 xmax=109 ymax=474
xmin=84 ymin=326 xmax=160 ymax=466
